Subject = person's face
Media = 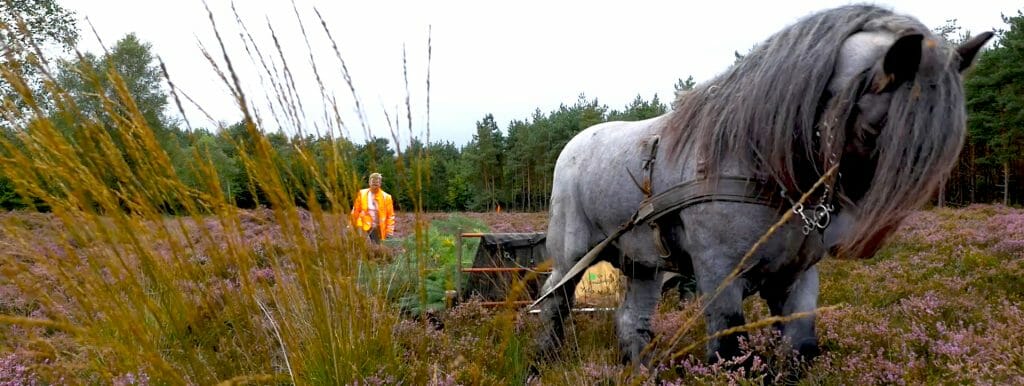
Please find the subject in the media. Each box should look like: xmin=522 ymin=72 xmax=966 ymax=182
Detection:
xmin=369 ymin=177 xmax=381 ymax=192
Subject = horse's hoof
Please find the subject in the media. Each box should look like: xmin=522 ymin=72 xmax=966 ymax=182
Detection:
xmin=795 ymin=340 xmax=821 ymax=362
xmin=618 ymin=339 xmax=654 ymax=366
xmin=534 ymin=331 xmax=565 ymax=362
xmin=526 ymin=363 xmax=541 ymax=378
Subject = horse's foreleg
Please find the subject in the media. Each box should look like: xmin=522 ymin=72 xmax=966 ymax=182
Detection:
xmin=694 ymin=254 xmax=748 ymax=363
xmin=536 ymin=270 xmax=582 ymax=360
xmin=762 ymin=265 xmax=821 ymax=360
xmin=616 ymin=264 xmax=661 ymax=365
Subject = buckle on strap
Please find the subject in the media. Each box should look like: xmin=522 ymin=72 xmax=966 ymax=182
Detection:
xmin=640 ymin=135 xmax=660 ymax=197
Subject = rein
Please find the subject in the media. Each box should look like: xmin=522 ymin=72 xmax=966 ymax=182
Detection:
xmin=529 ymin=175 xmax=785 ymax=308
xmin=530 ymin=135 xmax=838 ymax=309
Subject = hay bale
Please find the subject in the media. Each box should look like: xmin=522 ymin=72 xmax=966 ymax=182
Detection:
xmin=574 ymin=262 xmax=623 ymax=307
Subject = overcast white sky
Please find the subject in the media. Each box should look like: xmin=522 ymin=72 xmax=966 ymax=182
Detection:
xmin=59 ymin=0 xmax=1020 ymax=147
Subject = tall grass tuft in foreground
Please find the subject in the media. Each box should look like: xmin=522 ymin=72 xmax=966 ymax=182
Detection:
xmin=0 ymin=4 xmax=439 ymax=384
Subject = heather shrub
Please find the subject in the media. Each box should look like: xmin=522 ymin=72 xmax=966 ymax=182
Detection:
xmin=2 ymin=2 xmax=1023 ymax=384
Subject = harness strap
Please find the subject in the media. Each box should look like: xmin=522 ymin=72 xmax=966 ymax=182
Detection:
xmin=627 ymin=135 xmax=662 ymax=197
xmin=529 ymin=221 xmax=634 ymax=309
xmin=635 ymin=176 xmax=781 ymax=224
xmin=641 ymin=136 xmax=660 ymax=197
xmin=529 ymin=176 xmax=780 ymax=309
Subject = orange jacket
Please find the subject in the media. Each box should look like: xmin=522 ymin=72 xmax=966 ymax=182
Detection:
xmin=350 ymin=188 xmax=395 ymax=239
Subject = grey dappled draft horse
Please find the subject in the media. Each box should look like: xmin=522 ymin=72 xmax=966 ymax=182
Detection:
xmin=536 ymin=5 xmax=993 ymax=366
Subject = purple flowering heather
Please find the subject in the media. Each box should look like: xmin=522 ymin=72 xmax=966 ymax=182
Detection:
xmin=0 ymin=353 xmax=39 ymax=386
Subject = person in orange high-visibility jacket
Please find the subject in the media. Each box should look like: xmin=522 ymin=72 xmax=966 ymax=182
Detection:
xmin=350 ymin=173 xmax=395 ymax=243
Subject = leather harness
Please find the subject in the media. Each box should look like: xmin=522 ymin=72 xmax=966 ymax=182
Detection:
xmin=530 ymin=135 xmax=792 ymax=308
xmin=635 ymin=175 xmax=782 ymax=224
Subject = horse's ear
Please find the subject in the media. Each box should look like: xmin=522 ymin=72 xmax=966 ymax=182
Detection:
xmin=957 ymin=31 xmax=994 ymax=72
xmin=873 ymin=33 xmax=924 ymax=92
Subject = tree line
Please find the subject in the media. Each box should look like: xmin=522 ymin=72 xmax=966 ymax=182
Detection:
xmin=1 ymin=2 xmax=1021 ymax=214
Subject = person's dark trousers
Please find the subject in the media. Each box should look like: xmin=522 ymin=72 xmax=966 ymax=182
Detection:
xmin=368 ymin=225 xmax=382 ymax=244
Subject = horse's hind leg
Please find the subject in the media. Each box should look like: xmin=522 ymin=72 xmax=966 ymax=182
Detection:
xmin=616 ymin=263 xmax=661 ymax=364
xmin=760 ymin=265 xmax=821 ymax=360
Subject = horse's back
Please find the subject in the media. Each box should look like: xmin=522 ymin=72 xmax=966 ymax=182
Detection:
xmin=547 ymin=115 xmax=667 ymax=259
xmin=557 ymin=116 xmax=666 ymax=202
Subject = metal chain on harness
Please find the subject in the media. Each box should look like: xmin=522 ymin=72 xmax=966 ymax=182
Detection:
xmin=787 ymin=189 xmax=835 ymax=235
xmin=779 ymin=127 xmax=839 ymax=235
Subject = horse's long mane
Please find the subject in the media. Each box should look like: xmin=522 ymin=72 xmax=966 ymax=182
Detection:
xmin=664 ymin=4 xmax=968 ymax=258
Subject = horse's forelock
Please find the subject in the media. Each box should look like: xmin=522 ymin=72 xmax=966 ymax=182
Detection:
xmin=839 ymin=58 xmax=967 ymax=259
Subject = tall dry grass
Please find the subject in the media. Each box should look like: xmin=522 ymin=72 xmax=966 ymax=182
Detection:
xmin=3 ymin=3 xmax=1023 ymax=385
xmin=0 ymin=3 xmax=436 ymax=384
